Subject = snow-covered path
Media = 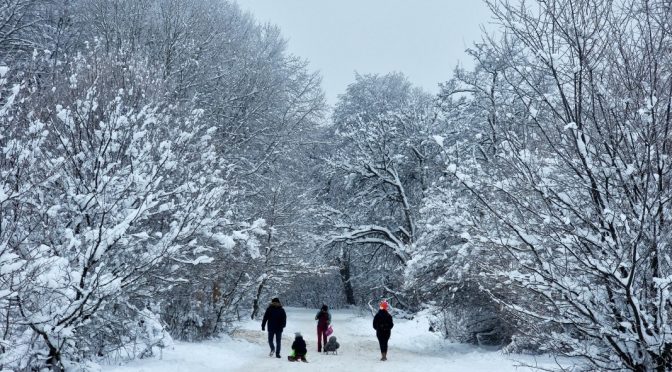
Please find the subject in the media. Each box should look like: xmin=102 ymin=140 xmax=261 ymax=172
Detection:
xmin=103 ymin=307 xmax=561 ymax=372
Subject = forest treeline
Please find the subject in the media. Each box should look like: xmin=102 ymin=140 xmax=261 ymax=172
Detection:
xmin=0 ymin=0 xmax=670 ymax=371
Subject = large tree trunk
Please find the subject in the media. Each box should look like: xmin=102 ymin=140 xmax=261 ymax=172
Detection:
xmin=338 ymin=249 xmax=356 ymax=305
xmin=251 ymin=278 xmax=267 ymax=319
xmin=46 ymin=346 xmax=64 ymax=372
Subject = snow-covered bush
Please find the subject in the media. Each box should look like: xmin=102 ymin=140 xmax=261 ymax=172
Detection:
xmin=405 ymin=214 xmax=514 ymax=346
xmin=159 ymin=218 xmax=269 ymax=340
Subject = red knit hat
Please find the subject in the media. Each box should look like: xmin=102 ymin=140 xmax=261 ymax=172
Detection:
xmin=379 ymin=300 xmax=389 ymax=310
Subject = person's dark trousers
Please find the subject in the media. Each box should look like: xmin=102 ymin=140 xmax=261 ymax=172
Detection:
xmin=376 ymin=330 xmax=391 ymax=353
xmin=268 ymin=330 xmax=282 ymax=356
xmin=317 ymin=325 xmax=327 ymax=351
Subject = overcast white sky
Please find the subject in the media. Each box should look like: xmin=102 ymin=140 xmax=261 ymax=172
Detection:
xmin=236 ymin=0 xmax=494 ymax=105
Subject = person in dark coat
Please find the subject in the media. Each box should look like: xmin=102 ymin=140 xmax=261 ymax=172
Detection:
xmin=288 ymin=332 xmax=308 ymax=362
xmin=372 ymin=300 xmax=394 ymax=361
xmin=314 ymin=304 xmax=331 ymax=352
xmin=262 ymin=297 xmax=287 ymax=358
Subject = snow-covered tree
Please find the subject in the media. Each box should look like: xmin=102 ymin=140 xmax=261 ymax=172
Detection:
xmin=319 ymin=72 xmax=441 ymax=307
xmin=403 ymin=40 xmax=528 ymax=347
xmin=418 ymin=0 xmax=672 ymax=369
xmin=0 ymin=0 xmax=51 ymax=63
xmin=0 ymin=44 xmax=234 ymax=369
xmin=58 ymin=0 xmax=326 ymax=336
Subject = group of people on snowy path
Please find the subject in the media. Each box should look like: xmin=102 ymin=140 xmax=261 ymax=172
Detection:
xmin=261 ymin=298 xmax=394 ymax=363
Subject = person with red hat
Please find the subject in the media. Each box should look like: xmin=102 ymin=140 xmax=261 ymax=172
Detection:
xmin=372 ymin=299 xmax=394 ymax=361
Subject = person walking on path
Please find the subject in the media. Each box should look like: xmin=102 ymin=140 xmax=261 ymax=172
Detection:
xmin=262 ymin=297 xmax=287 ymax=358
xmin=314 ymin=304 xmax=331 ymax=352
xmin=373 ymin=300 xmax=394 ymax=361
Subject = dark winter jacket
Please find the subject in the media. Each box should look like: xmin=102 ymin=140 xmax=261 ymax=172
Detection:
xmin=315 ymin=310 xmax=331 ymax=328
xmin=262 ymin=302 xmax=287 ymax=332
xmin=373 ymin=309 xmax=394 ymax=332
xmin=324 ymin=336 xmax=340 ymax=352
xmin=292 ymin=336 xmax=307 ymax=355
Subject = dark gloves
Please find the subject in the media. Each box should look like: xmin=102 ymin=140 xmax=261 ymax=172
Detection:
xmin=262 ymin=327 xmax=265 ymax=331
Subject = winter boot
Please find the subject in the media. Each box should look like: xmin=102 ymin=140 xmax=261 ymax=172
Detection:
xmin=381 ymin=352 xmax=387 ymax=361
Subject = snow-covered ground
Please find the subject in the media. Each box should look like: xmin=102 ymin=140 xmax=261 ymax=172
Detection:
xmin=103 ymin=307 xmax=564 ymax=372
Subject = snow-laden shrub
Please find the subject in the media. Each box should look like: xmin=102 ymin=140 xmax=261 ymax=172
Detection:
xmin=435 ymin=285 xmax=513 ymax=347
xmin=405 ymin=195 xmax=515 ymax=347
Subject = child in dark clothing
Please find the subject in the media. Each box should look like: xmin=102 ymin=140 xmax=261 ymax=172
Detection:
xmin=287 ymin=332 xmax=308 ymax=362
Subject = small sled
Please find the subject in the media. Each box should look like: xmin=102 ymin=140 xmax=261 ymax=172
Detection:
xmin=323 ymin=335 xmax=339 ymax=355
xmin=287 ymin=355 xmax=308 ymax=362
